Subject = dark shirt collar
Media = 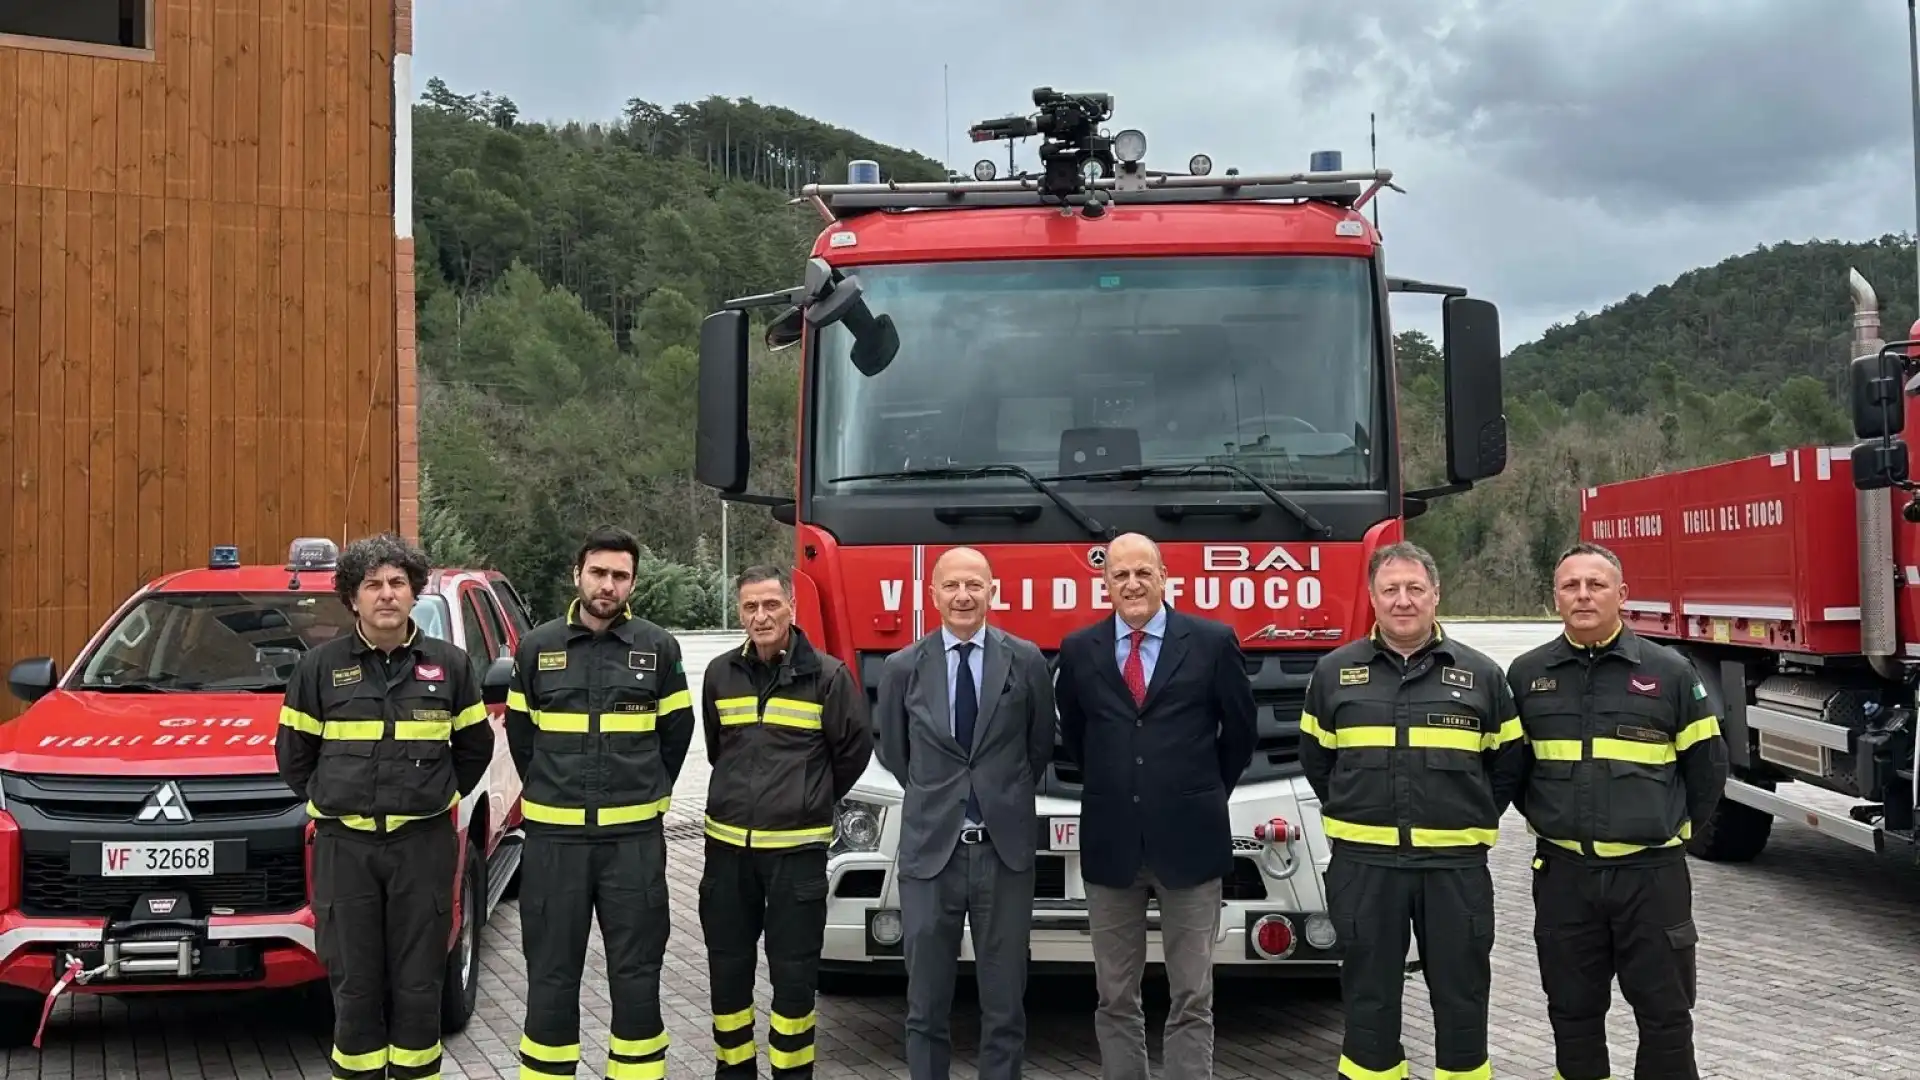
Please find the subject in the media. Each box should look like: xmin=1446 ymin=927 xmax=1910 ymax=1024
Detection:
xmin=565 ymin=598 xmax=641 ymax=644
xmin=1546 ymin=620 xmax=1640 ymax=665
xmin=353 ymin=619 xmax=422 ymax=658
xmin=1366 ymin=621 xmax=1451 ymax=668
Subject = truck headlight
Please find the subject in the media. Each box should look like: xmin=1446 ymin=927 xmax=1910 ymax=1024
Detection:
xmin=832 ymin=799 xmax=885 ymax=853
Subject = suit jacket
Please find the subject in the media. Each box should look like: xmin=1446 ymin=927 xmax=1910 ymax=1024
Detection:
xmin=1056 ymin=606 xmax=1258 ymax=890
xmin=874 ymin=623 xmax=1058 ymax=880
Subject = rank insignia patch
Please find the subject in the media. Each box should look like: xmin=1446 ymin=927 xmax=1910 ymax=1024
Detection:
xmin=1441 ymin=667 xmax=1474 ymax=690
xmin=628 ymin=651 xmax=657 ymax=672
xmin=1339 ymin=666 xmax=1370 ymax=686
xmin=537 ymin=651 xmax=568 ymax=672
xmin=1628 ymin=675 xmax=1661 ymax=697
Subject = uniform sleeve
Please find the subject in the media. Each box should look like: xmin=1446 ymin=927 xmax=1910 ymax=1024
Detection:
xmin=656 ymin=635 xmax=695 ymax=788
xmin=1027 ymin=643 xmax=1058 ymax=789
xmin=275 ymin=655 xmax=325 ymax=800
xmin=823 ymin=662 xmax=873 ymax=802
xmin=1055 ymin=641 xmax=1086 ymax=767
xmin=1213 ymin=628 xmax=1258 ymax=791
xmin=1481 ymin=657 xmax=1526 ymax=816
xmin=504 ymin=639 xmax=536 ymax=782
xmin=447 ymin=646 xmax=495 ymax=798
xmin=1677 ymin=663 xmax=1730 ymax=831
xmin=1298 ymin=659 xmax=1336 ymax=806
xmin=873 ymin=650 xmax=909 ymax=782
xmin=700 ymin=660 xmax=723 ymax=767
xmin=1504 ymin=662 xmax=1535 ymax=817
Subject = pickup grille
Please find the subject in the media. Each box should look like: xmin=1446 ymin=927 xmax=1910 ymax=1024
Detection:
xmin=21 ymin=849 xmax=308 ymax=916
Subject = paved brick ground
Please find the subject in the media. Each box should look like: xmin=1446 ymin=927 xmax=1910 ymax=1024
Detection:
xmin=8 ymin=626 xmax=1920 ymax=1078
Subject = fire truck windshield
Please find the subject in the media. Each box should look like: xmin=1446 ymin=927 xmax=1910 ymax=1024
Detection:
xmin=811 ymin=254 xmax=1380 ymax=496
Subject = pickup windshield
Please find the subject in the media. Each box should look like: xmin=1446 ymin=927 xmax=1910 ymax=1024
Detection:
xmin=811 ymin=255 xmax=1380 ymax=495
xmin=72 ymin=592 xmax=453 ymax=693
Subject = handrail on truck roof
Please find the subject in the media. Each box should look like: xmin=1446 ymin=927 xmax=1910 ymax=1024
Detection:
xmin=794 ymin=167 xmax=1395 ymax=222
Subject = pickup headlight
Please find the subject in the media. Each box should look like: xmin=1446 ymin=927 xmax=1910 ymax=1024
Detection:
xmin=831 ymin=798 xmax=885 ymax=854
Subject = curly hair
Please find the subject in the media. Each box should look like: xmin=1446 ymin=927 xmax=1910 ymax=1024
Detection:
xmin=334 ymin=532 xmax=431 ymax=609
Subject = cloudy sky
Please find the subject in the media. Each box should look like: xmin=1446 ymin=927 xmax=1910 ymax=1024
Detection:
xmin=415 ymin=0 xmax=1920 ymax=350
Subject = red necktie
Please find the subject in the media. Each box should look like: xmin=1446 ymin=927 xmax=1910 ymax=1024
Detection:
xmin=1123 ymin=629 xmax=1148 ymax=708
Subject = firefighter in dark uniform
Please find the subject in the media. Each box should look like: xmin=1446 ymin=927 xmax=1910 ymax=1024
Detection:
xmin=700 ymin=565 xmax=872 ymax=1079
xmin=1299 ymin=541 xmax=1525 ymax=1080
xmin=276 ymin=533 xmax=496 ymax=1080
xmin=505 ymin=527 xmax=695 ymax=1080
xmin=1508 ymin=542 xmax=1728 ymax=1080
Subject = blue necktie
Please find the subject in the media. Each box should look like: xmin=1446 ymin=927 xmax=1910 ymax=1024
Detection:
xmin=954 ymin=642 xmax=982 ymax=824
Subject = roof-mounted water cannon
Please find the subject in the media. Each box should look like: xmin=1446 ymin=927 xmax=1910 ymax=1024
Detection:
xmin=969 ymin=86 xmax=1118 ymax=202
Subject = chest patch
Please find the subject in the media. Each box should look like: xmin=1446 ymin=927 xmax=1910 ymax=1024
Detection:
xmin=331 ymin=666 xmax=363 ymax=688
xmin=413 ymin=708 xmax=451 ymax=721
xmin=611 ymin=701 xmax=650 ymax=713
xmin=1426 ymin=712 xmax=1480 ymax=732
xmin=414 ymin=663 xmax=445 ymax=682
xmin=1441 ymin=667 xmax=1474 ymax=690
xmin=1628 ymin=675 xmax=1661 ymax=697
xmin=537 ymin=651 xmax=568 ymax=672
xmin=1615 ymin=724 xmax=1669 ymax=744
xmin=1530 ymin=677 xmax=1556 ymax=693
xmin=628 ymin=651 xmax=657 ymax=672
xmin=1338 ymin=666 xmax=1370 ymax=686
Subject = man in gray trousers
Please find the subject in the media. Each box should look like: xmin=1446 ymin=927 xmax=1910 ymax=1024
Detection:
xmin=875 ymin=546 xmax=1058 ymax=1080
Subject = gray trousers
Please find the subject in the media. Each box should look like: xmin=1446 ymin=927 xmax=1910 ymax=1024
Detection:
xmin=900 ymin=837 xmax=1036 ymax=1080
xmin=1087 ymin=866 xmax=1222 ymax=1080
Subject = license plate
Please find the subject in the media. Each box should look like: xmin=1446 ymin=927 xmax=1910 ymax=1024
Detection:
xmin=1047 ymin=817 xmax=1080 ymax=852
xmin=98 ymin=841 xmax=217 ymax=877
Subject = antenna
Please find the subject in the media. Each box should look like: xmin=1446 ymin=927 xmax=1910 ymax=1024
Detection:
xmin=944 ymin=64 xmax=952 ymax=176
xmin=1370 ymin=111 xmax=1380 ymax=232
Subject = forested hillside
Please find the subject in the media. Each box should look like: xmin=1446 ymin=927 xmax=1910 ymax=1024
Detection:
xmin=407 ymin=78 xmax=1894 ymax=622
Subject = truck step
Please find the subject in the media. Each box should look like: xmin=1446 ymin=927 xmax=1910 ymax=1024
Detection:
xmin=483 ymin=829 xmax=525 ymax=917
xmin=1724 ymin=779 xmax=1885 ymax=854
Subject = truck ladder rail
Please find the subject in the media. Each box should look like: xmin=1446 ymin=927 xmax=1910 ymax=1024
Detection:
xmin=796 ymin=167 xmax=1392 ymax=219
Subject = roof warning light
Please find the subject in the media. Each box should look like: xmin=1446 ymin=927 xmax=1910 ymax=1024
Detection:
xmin=208 ymin=546 xmax=241 ymax=570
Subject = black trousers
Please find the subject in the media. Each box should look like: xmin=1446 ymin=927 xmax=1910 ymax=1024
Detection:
xmin=312 ymin=815 xmax=458 ymax=1080
xmin=1533 ymin=853 xmax=1700 ymax=1080
xmin=517 ymin=828 xmax=672 ymax=1080
xmin=1325 ymin=856 xmax=1494 ymax=1080
xmin=699 ymin=840 xmax=830 ymax=1079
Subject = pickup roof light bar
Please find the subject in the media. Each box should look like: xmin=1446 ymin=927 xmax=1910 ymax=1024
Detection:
xmin=796 ymin=167 xmax=1395 ymax=221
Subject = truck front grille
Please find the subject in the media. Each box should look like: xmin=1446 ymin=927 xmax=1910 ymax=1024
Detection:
xmin=20 ymin=849 xmax=308 ymax=917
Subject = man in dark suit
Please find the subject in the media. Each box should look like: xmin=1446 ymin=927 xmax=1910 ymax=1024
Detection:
xmin=1055 ymin=532 xmax=1258 ymax=1080
xmin=875 ymin=546 xmax=1058 ymax=1080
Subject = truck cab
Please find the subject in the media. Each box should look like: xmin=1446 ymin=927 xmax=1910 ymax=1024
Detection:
xmin=693 ymin=91 xmax=1506 ymax=979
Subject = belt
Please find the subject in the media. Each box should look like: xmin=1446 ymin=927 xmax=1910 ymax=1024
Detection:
xmin=959 ymin=825 xmax=990 ymax=845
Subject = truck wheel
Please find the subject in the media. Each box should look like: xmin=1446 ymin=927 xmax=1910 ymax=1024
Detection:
xmin=0 ymin=986 xmax=46 ymax=1048
xmin=440 ymin=835 xmax=485 ymax=1033
xmin=1688 ymin=793 xmax=1773 ymax=862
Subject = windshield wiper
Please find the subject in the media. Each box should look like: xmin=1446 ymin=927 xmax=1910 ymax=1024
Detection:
xmin=1057 ymin=463 xmax=1334 ymax=539
xmin=85 ymin=680 xmax=195 ymax=694
xmin=829 ymin=465 xmax=1113 ymax=539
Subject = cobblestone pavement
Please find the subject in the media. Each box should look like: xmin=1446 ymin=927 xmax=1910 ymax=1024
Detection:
xmin=9 ymin=625 xmax=1920 ymax=1079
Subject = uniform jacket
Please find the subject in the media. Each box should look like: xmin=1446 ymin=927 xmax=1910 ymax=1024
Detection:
xmin=874 ymin=623 xmax=1058 ymax=879
xmin=1299 ymin=624 xmax=1525 ymax=868
xmin=1507 ymin=623 xmax=1729 ymax=864
xmin=504 ymin=601 xmax=695 ymax=837
xmin=276 ymin=621 xmax=494 ymax=837
xmin=701 ymin=627 xmax=872 ymax=850
xmin=1055 ymin=606 xmax=1258 ymax=891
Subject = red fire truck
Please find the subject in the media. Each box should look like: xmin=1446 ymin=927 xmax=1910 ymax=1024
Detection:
xmin=693 ymin=88 xmax=1508 ymax=979
xmin=1575 ymin=267 xmax=1920 ymax=865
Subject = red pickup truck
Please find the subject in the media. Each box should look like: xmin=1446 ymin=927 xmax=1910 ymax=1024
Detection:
xmin=0 ymin=539 xmax=530 ymax=1046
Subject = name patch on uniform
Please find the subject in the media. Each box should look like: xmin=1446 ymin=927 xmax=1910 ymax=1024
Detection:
xmin=415 ymin=664 xmax=445 ymax=682
xmin=331 ymin=666 xmax=362 ymax=688
xmin=1441 ymin=667 xmax=1474 ymax=690
xmin=1530 ymin=677 xmax=1557 ymax=693
xmin=413 ymin=709 xmax=451 ymax=721
xmin=537 ymin=651 xmax=568 ymax=672
xmin=1426 ymin=713 xmax=1481 ymax=731
xmin=611 ymin=702 xmax=650 ymax=713
xmin=1615 ymin=725 xmax=1669 ymax=744
xmin=628 ymin=651 xmax=657 ymax=672
xmin=1628 ymin=675 xmax=1661 ymax=697
xmin=1338 ymin=666 xmax=1370 ymax=686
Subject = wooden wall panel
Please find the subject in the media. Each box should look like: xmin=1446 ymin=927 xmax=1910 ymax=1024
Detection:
xmin=0 ymin=0 xmax=400 ymax=718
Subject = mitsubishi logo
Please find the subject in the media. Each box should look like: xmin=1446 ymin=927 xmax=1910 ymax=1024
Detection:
xmin=136 ymin=782 xmax=191 ymax=824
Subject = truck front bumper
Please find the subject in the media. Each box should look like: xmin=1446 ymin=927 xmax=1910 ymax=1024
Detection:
xmin=0 ymin=908 xmax=326 ymax=995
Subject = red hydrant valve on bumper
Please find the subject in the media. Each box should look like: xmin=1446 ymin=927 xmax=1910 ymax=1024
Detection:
xmin=1253 ymin=816 xmax=1300 ymax=843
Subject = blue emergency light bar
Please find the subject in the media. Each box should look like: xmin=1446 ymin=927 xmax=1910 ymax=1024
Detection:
xmin=208 ymin=546 xmax=241 ymax=569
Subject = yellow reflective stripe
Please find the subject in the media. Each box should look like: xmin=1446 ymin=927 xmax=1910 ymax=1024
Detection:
xmin=506 ymin=689 xmax=529 ymax=713
xmin=521 ymin=800 xmax=587 ymax=826
xmin=393 ymin=720 xmax=451 ymax=741
xmin=1332 ymin=725 xmax=1397 ymax=749
xmin=322 ymin=720 xmax=385 ymax=741
xmin=1299 ymin=711 xmax=1334 ymax=748
xmin=1485 ymin=716 xmax=1523 ymax=749
xmin=1674 ymin=715 xmax=1720 ymax=752
xmin=1436 ymin=1063 xmax=1491 ymax=1080
xmin=1321 ymin=815 xmax=1399 ymax=846
xmin=607 ymin=1060 xmax=665 ymax=1080
xmin=716 ymin=1042 xmax=756 ymax=1065
xmin=768 ymin=1010 xmax=815 ymax=1035
xmin=657 ymin=689 xmax=692 ymax=713
xmin=712 ymin=1007 xmax=753 ymax=1031
xmin=1545 ymin=832 xmax=1687 ymax=857
xmin=705 ymin=819 xmax=750 ymax=845
xmin=600 ymin=712 xmax=658 ymax=733
xmin=1592 ymin=738 xmax=1676 ymax=765
xmin=280 ymin=707 xmax=321 ymax=735
xmin=519 ymin=1035 xmax=580 ymax=1062
xmin=1406 ymin=727 xmax=1482 ymax=753
xmin=1410 ymin=827 xmax=1498 ymax=848
xmin=452 ymin=702 xmax=488 ymax=730
xmin=766 ymin=697 xmax=823 ymax=717
xmin=703 ymin=816 xmax=833 ymax=848
xmin=522 ymin=797 xmax=672 ymax=827
xmin=309 ymin=793 xmax=457 ymax=832
xmin=715 ymin=696 xmax=758 ymax=722
xmin=333 ymin=1046 xmax=388 ymax=1070
xmin=1338 ymin=1055 xmax=1409 ymax=1080
xmin=389 ymin=1043 xmax=441 ymax=1067
xmin=533 ymin=711 xmax=589 ymax=733
xmin=609 ymin=1032 xmax=670 ymax=1056
xmin=1531 ymin=739 xmax=1582 ymax=761
xmin=767 ymin=1046 xmax=815 ymax=1069
xmin=763 ymin=715 xmax=823 ymax=731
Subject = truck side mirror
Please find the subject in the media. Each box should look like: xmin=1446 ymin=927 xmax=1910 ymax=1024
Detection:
xmin=7 ymin=658 xmax=58 ymax=704
xmin=696 ymin=309 xmax=751 ymax=494
xmin=1441 ymin=295 xmax=1508 ymax=484
xmin=1851 ymin=440 xmax=1909 ymax=491
xmin=480 ymin=656 xmax=515 ymax=707
xmin=1849 ymin=350 xmax=1906 ymax=440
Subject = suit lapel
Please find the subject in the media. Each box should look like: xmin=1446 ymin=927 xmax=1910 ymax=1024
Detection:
xmin=1092 ymin=616 xmax=1132 ymax=702
xmin=971 ymin=626 xmax=1013 ymax=753
xmin=1141 ymin=609 xmax=1191 ymax=711
xmin=916 ymin=633 xmax=956 ymax=751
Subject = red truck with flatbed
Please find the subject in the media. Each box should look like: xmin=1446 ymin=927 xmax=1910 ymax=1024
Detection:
xmin=1577 ymin=268 xmax=1920 ymax=866
xmin=0 ymin=538 xmax=530 ymax=1046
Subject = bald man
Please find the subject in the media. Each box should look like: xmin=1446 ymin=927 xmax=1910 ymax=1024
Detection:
xmin=875 ymin=547 xmax=1057 ymax=1080
xmin=1056 ymin=533 xmax=1257 ymax=1080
